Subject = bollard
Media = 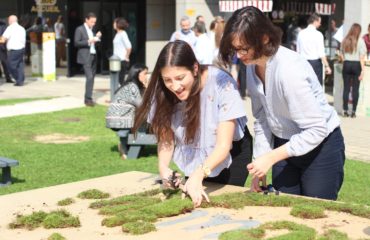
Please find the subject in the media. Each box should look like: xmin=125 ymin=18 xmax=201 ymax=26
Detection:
xmin=109 ymin=55 xmax=121 ymax=101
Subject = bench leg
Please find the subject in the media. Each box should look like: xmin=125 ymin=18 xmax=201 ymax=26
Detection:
xmin=1 ymin=166 xmax=12 ymax=186
xmin=127 ymin=146 xmax=142 ymax=159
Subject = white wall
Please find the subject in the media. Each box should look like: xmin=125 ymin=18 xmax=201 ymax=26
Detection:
xmin=344 ymin=0 xmax=370 ymax=37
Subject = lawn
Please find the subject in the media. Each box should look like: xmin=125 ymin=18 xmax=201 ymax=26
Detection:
xmin=0 ymin=98 xmax=54 ymax=106
xmin=0 ymin=105 xmax=369 ymax=206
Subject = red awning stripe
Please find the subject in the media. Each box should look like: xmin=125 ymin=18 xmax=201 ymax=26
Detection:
xmin=219 ymin=0 xmax=273 ymax=12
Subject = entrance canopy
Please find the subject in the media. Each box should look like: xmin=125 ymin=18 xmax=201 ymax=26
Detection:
xmin=219 ymin=0 xmax=273 ymax=12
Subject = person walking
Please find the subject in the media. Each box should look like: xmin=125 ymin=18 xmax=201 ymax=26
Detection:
xmin=2 ymin=15 xmax=26 ymax=86
xmin=193 ymin=21 xmax=213 ymax=65
xmin=339 ymin=23 xmax=367 ymax=118
xmin=297 ymin=13 xmax=331 ymax=85
xmin=54 ymin=15 xmax=65 ymax=67
xmin=113 ymin=17 xmax=132 ymax=87
xmin=220 ymin=6 xmax=345 ymax=200
xmin=169 ymin=16 xmax=197 ymax=49
xmin=363 ymin=23 xmax=370 ymax=59
xmin=133 ymin=40 xmax=253 ymax=207
xmin=74 ymin=12 xmax=101 ymax=107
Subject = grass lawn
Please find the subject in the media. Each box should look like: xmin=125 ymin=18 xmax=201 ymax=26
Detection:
xmin=0 ymin=105 xmax=369 ymax=206
xmin=0 ymin=98 xmax=54 ymax=106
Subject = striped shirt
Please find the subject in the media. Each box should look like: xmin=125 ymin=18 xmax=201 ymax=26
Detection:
xmin=246 ymin=46 xmax=340 ymax=158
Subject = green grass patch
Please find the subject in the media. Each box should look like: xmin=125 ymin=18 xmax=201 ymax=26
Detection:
xmin=57 ymin=197 xmax=75 ymax=206
xmin=48 ymin=233 xmax=66 ymax=240
xmin=0 ymin=106 xmax=160 ymax=196
xmin=290 ymin=204 xmax=326 ymax=219
xmin=0 ymin=97 xmax=54 ymax=106
xmin=9 ymin=210 xmax=80 ymax=230
xmin=219 ymin=220 xmax=316 ymax=240
xmin=78 ymin=189 xmax=110 ymax=199
xmin=317 ymin=229 xmax=349 ymax=240
xmin=121 ymin=221 xmax=156 ymax=235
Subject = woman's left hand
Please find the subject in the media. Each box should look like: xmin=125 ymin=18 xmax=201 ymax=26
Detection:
xmin=183 ymin=168 xmax=210 ymax=207
xmin=247 ymin=155 xmax=273 ymax=178
xmin=359 ymin=71 xmax=364 ymax=81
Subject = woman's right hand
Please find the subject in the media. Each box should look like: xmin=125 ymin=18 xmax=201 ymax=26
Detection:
xmin=159 ymin=167 xmax=181 ymax=189
xmin=250 ymin=175 xmax=266 ymax=192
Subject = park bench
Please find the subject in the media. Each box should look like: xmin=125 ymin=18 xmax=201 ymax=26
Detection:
xmin=127 ymin=132 xmax=157 ymax=159
xmin=0 ymin=157 xmax=19 ymax=187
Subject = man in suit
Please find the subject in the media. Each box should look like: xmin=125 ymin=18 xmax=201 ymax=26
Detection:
xmin=74 ymin=12 xmax=101 ymax=107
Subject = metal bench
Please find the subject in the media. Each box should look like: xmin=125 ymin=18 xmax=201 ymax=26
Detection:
xmin=0 ymin=157 xmax=19 ymax=187
xmin=127 ymin=133 xmax=157 ymax=159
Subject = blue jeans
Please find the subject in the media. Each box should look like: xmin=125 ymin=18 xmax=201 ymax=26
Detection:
xmin=117 ymin=129 xmax=130 ymax=153
xmin=272 ymin=127 xmax=345 ymax=200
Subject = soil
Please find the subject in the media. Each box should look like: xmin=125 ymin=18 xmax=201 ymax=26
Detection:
xmin=33 ymin=133 xmax=90 ymax=144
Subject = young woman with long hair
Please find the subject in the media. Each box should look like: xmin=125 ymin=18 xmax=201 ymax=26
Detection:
xmin=133 ymin=40 xmax=252 ymax=207
xmin=340 ymin=23 xmax=367 ymax=118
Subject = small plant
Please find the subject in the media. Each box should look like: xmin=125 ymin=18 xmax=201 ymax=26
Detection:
xmin=290 ymin=204 xmax=326 ymax=219
xmin=78 ymin=189 xmax=110 ymax=199
xmin=48 ymin=233 xmax=66 ymax=240
xmin=57 ymin=198 xmax=75 ymax=206
xmin=9 ymin=210 xmax=80 ymax=230
xmin=121 ymin=221 xmax=156 ymax=235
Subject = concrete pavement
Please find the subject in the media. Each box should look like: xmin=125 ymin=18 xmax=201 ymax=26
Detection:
xmin=0 ymin=72 xmax=369 ymax=163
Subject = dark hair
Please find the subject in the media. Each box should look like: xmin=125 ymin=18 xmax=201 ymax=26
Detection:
xmin=117 ymin=63 xmax=147 ymax=95
xmin=219 ymin=6 xmax=282 ymax=65
xmin=342 ymin=23 xmax=362 ymax=53
xmin=85 ymin=12 xmax=96 ymax=20
xmin=209 ymin=20 xmax=216 ymax=31
xmin=308 ymin=13 xmax=320 ymax=24
xmin=133 ymin=40 xmax=203 ymax=144
xmin=193 ymin=21 xmax=206 ymax=34
xmin=115 ymin=17 xmax=129 ymax=30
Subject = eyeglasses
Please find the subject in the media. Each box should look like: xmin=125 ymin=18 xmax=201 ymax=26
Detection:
xmin=233 ymin=47 xmax=251 ymax=56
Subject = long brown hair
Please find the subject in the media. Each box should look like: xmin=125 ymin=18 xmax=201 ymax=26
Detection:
xmin=132 ymin=40 xmax=202 ymax=144
xmin=342 ymin=23 xmax=362 ymax=53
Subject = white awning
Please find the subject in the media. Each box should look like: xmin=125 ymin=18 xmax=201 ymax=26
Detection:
xmin=315 ymin=3 xmax=336 ymax=15
xmin=219 ymin=0 xmax=273 ymax=13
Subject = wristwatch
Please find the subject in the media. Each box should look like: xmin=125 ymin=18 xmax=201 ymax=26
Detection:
xmin=200 ymin=164 xmax=211 ymax=178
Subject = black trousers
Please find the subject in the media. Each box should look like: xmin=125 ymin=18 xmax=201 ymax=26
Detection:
xmin=205 ymin=126 xmax=253 ymax=187
xmin=82 ymin=54 xmax=97 ymax=102
xmin=308 ymin=59 xmax=323 ymax=85
xmin=342 ymin=61 xmax=361 ymax=112
xmin=7 ymin=48 xmax=25 ymax=84
xmin=272 ymin=127 xmax=345 ymax=200
xmin=119 ymin=60 xmax=130 ymax=85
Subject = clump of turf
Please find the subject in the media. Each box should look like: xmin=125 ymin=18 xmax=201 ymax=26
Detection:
xmin=48 ymin=233 xmax=66 ymax=240
xmin=121 ymin=221 xmax=156 ymax=235
xmin=9 ymin=210 xmax=80 ymax=230
xmin=57 ymin=198 xmax=75 ymax=206
xmin=219 ymin=220 xmax=316 ymax=240
xmin=9 ymin=211 xmax=48 ymax=230
xmin=43 ymin=210 xmax=80 ymax=229
xmin=78 ymin=189 xmax=110 ymax=199
xmin=290 ymin=204 xmax=326 ymax=219
xmin=317 ymin=229 xmax=349 ymax=240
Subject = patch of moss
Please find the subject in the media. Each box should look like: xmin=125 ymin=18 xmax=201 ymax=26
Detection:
xmin=102 ymin=211 xmax=157 ymax=227
xmin=219 ymin=221 xmax=316 ymax=240
xmin=43 ymin=210 xmax=80 ymax=229
xmin=77 ymin=189 xmax=110 ymax=199
xmin=9 ymin=210 xmax=80 ymax=230
xmin=317 ymin=229 xmax=349 ymax=240
xmin=121 ymin=221 xmax=156 ymax=235
xmin=98 ymin=196 xmax=161 ymax=215
xmin=48 ymin=233 xmax=66 ymax=240
xmin=290 ymin=204 xmax=326 ymax=219
xmin=9 ymin=211 xmax=48 ymax=230
xmin=57 ymin=198 xmax=75 ymax=206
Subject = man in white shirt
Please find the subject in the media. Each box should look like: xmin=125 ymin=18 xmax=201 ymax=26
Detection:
xmin=297 ymin=13 xmax=331 ymax=85
xmin=193 ymin=21 xmax=213 ymax=65
xmin=169 ymin=16 xmax=197 ymax=49
xmin=1 ymin=15 xmax=26 ymax=86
